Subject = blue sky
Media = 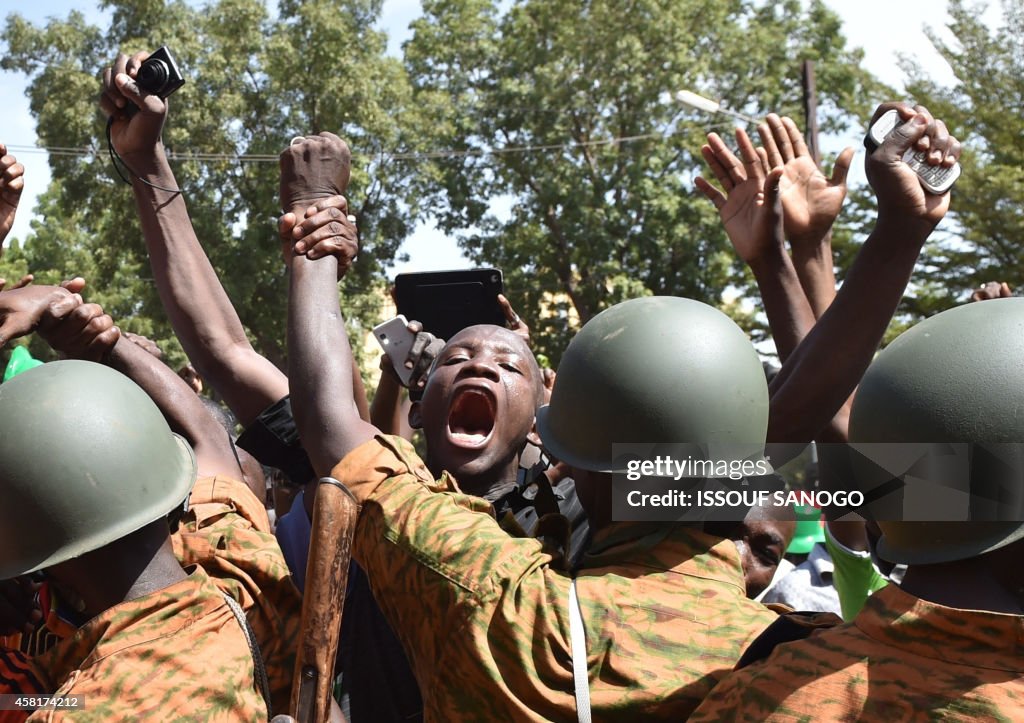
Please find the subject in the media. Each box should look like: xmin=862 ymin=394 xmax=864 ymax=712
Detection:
xmin=0 ymin=0 xmax=998 ymax=274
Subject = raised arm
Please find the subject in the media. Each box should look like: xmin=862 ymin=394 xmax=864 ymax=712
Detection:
xmin=697 ymin=116 xmax=855 ymax=444
xmin=0 ymin=143 xmax=24 ymax=248
xmin=0 ymin=144 xmax=34 ymax=291
xmin=0 ymin=285 xmax=81 ymax=348
xmin=281 ymin=135 xmax=377 ymax=475
xmin=695 ymin=129 xmax=815 ymax=363
xmin=100 ymin=52 xmax=287 ymax=425
xmin=758 ymin=115 xmax=853 ymax=319
xmin=767 ymin=103 xmax=961 ymax=443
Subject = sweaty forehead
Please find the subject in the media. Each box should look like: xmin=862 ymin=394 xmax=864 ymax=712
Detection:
xmin=443 ymin=325 xmax=531 ymax=357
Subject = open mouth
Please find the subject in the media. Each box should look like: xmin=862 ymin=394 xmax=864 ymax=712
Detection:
xmin=447 ymin=388 xmax=496 ymax=447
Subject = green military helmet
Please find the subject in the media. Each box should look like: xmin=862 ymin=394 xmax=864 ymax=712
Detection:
xmin=787 ymin=505 xmax=825 ymax=555
xmin=3 ymin=346 xmax=43 ymax=382
xmin=0 ymin=360 xmax=197 ymax=579
xmin=849 ymin=297 xmax=1024 ymax=565
xmin=536 ymin=296 xmax=768 ymax=473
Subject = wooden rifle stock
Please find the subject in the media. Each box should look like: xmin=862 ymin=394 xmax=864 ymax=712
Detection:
xmin=289 ymin=477 xmax=359 ymax=723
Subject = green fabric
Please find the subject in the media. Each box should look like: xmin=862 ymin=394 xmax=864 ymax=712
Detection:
xmin=788 ymin=505 xmax=826 ymax=554
xmin=825 ymin=526 xmax=888 ymax=621
xmin=3 ymin=346 xmax=42 ymax=382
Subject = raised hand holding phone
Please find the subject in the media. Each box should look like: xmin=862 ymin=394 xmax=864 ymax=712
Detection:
xmin=864 ymin=103 xmax=961 ymax=229
xmin=373 ymin=315 xmax=444 ymax=389
xmin=866 ymin=108 xmax=961 ymax=194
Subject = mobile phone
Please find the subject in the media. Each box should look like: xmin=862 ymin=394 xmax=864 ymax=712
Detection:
xmin=394 ymin=269 xmax=505 ymax=342
xmin=373 ymin=315 xmax=417 ymax=386
xmin=865 ymin=109 xmax=961 ymax=194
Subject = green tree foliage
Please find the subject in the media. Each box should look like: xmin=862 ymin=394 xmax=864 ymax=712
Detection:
xmin=404 ymin=0 xmax=885 ymax=362
xmin=828 ymin=0 xmax=1021 ymax=346
xmin=1 ymin=0 xmax=419 ymax=371
xmin=900 ymin=0 xmax=1023 ymax=309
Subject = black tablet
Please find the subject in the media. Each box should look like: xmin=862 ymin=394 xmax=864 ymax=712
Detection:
xmin=394 ymin=268 xmax=505 ymax=342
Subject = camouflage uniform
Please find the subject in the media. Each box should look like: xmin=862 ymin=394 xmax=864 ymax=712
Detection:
xmin=690 ymin=583 xmax=1024 ymax=722
xmin=171 ymin=475 xmax=302 ymax=714
xmin=28 ymin=567 xmax=267 ymax=721
xmin=332 ymin=436 xmax=778 ymax=720
xmin=13 ymin=475 xmax=299 ymax=721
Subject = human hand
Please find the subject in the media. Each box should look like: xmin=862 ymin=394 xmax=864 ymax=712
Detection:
xmin=695 ymin=129 xmax=781 ymax=263
xmin=178 ymin=363 xmax=203 ymax=394
xmin=381 ymin=319 xmax=444 ymax=390
xmin=541 ymin=367 xmax=556 ymax=404
xmin=99 ymin=52 xmax=168 ymax=162
xmin=497 ymin=293 xmax=530 ymax=346
xmin=0 ymin=286 xmax=81 ymax=348
xmin=278 ymin=133 xmax=351 ymax=212
xmin=0 ymin=577 xmax=42 ymax=637
xmin=60 ymin=277 xmax=87 ymax=294
xmin=0 ymin=274 xmax=33 ymax=293
xmin=37 ymin=301 xmax=120 ymax=362
xmin=865 ymin=103 xmax=961 ymax=228
xmin=0 ymin=274 xmax=73 ymax=293
xmin=0 ymin=144 xmax=25 ymax=246
xmin=124 ymin=331 xmax=164 ymax=359
xmin=758 ymin=114 xmax=853 ymax=248
xmin=281 ymin=195 xmax=359 ymax=278
xmin=970 ymin=281 xmax=1013 ymax=302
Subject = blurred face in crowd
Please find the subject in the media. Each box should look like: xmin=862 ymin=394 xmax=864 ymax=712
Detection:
xmin=413 ymin=325 xmax=543 ymax=487
xmin=707 ymin=508 xmax=796 ymax=598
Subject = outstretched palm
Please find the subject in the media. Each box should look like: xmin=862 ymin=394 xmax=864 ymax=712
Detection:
xmin=718 ymin=176 xmax=774 ymax=261
xmin=695 ymin=130 xmax=779 ymax=263
xmin=777 ymin=155 xmax=848 ymax=244
xmin=757 ymin=115 xmax=852 ymax=249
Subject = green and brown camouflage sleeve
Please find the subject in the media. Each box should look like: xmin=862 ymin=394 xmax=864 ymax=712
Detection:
xmin=329 ymin=436 xmax=555 ymax=695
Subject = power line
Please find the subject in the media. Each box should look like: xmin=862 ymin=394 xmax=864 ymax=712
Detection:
xmin=3 ymin=126 xmax=705 ymax=165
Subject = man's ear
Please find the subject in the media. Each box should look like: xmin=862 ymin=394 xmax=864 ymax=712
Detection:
xmin=526 ymin=415 xmax=542 ymax=448
xmin=408 ymin=400 xmax=423 ymax=430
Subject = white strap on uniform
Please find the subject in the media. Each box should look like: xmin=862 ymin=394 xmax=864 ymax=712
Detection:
xmin=221 ymin=591 xmax=273 ymax=716
xmin=568 ymin=577 xmax=592 ymax=723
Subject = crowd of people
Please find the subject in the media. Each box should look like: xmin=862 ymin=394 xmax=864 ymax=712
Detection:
xmin=0 ymin=48 xmax=1020 ymax=722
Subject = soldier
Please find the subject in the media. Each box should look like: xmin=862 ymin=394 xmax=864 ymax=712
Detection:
xmin=0 ymin=288 xmax=302 ymax=719
xmin=289 ymin=282 xmax=781 ymax=719
xmin=100 ymin=52 xmax=586 ymax=721
xmin=285 ymin=97 xmax=962 ymax=718
xmin=690 ymin=298 xmax=1024 ymax=721
xmin=0 ymin=361 xmax=273 ymax=719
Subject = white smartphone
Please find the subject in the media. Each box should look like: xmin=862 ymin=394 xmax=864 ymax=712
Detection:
xmin=866 ymin=109 xmax=961 ymax=194
xmin=373 ymin=315 xmax=417 ymax=386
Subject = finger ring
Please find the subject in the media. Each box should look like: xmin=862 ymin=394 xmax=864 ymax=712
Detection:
xmin=289 ymin=136 xmax=306 ymax=146
xmin=347 ymin=214 xmax=357 ymax=224
xmin=510 ymin=313 xmax=520 ymax=325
